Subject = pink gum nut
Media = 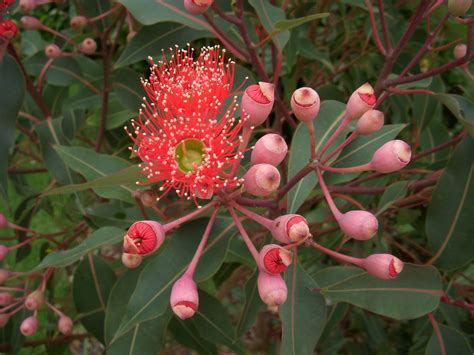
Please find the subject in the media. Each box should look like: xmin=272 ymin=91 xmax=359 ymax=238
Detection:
xmin=453 ymin=44 xmax=467 ymax=59
xmin=170 ymin=274 xmax=199 ymax=320
xmin=370 ymin=140 xmax=411 ymax=173
xmin=251 ymin=134 xmax=288 ymax=167
xmin=183 ymin=0 xmax=213 ymax=14
xmin=290 ymin=87 xmax=321 ymax=122
xmin=58 ymin=316 xmax=73 ymax=335
xmin=123 ymin=220 xmax=165 ymax=256
xmin=271 ymin=214 xmax=310 ymax=243
xmin=0 ymin=314 xmax=9 ymax=328
xmin=25 ymin=290 xmax=45 ymax=310
xmin=20 ymin=16 xmax=42 ymax=30
xmin=121 ymin=253 xmax=143 ymax=269
xmin=356 ymin=109 xmax=384 ymax=135
xmin=259 ymin=244 xmax=293 ymax=274
xmin=0 ymin=268 xmax=10 ymax=284
xmin=338 ymin=210 xmax=378 ymax=241
xmin=346 ymin=83 xmax=376 ymax=120
xmin=361 ymin=254 xmax=404 ymax=279
xmin=80 ymin=38 xmax=97 ymax=55
xmin=257 ymin=270 xmax=288 ymax=306
xmin=241 ymin=82 xmax=275 ymax=127
xmin=0 ymin=292 xmax=12 ymax=306
xmin=0 ymin=245 xmax=9 ymax=261
xmin=19 ymin=0 xmax=36 ymax=12
xmin=45 ymin=44 xmax=61 ymax=59
xmin=20 ymin=316 xmax=38 ymax=336
xmin=243 ymin=164 xmax=280 ymax=197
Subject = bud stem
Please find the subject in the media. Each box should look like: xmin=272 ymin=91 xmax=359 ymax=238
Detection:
xmin=228 ymin=207 xmax=260 ymax=264
xmin=319 ymin=163 xmax=371 ymax=174
xmin=163 ymin=200 xmax=218 ymax=233
xmin=321 ymin=132 xmax=358 ymax=164
xmin=310 ymin=241 xmax=363 ymax=267
xmin=315 ymin=167 xmax=343 ymax=220
xmin=306 ymin=122 xmax=317 ymax=160
xmin=46 ymin=301 xmax=66 ymax=317
xmin=317 ymin=115 xmax=350 ymax=158
xmin=228 ymin=201 xmax=273 ymax=230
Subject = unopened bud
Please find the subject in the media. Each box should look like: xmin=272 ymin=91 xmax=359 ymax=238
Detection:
xmin=243 ymin=164 xmax=280 ymax=197
xmin=0 ymin=0 xmax=15 ymax=11
xmin=259 ymin=244 xmax=292 ymax=274
xmin=291 ymin=87 xmax=321 ymax=122
xmin=0 ymin=268 xmax=10 ymax=284
xmin=0 ymin=20 xmax=18 ymax=39
xmin=140 ymin=190 xmax=157 ymax=208
xmin=370 ymin=140 xmax=411 ymax=173
xmin=58 ymin=316 xmax=73 ymax=335
xmin=20 ymin=316 xmax=38 ymax=336
xmin=121 ymin=253 xmax=142 ymax=268
xmin=251 ymin=134 xmax=288 ymax=167
xmin=183 ymin=0 xmax=213 ymax=14
xmin=338 ymin=210 xmax=378 ymax=240
xmin=271 ymin=214 xmax=310 ymax=243
xmin=45 ymin=44 xmax=61 ymax=58
xmin=448 ymin=0 xmax=472 ymax=16
xmin=453 ymin=44 xmax=467 ymax=59
xmin=79 ymin=38 xmax=97 ymax=55
xmin=346 ymin=83 xmax=376 ymax=119
xmin=194 ymin=186 xmax=213 ymax=200
xmin=0 ymin=314 xmax=9 ymax=328
xmin=123 ymin=220 xmax=165 ymax=255
xmin=20 ymin=16 xmax=42 ymax=30
xmin=257 ymin=270 xmax=287 ymax=306
xmin=356 ymin=109 xmax=384 ymax=135
xmin=19 ymin=0 xmax=36 ymax=12
xmin=0 ymin=246 xmax=9 ymax=261
xmin=25 ymin=290 xmax=45 ymax=310
xmin=70 ymin=16 xmax=88 ymax=29
xmin=0 ymin=213 xmax=8 ymax=228
xmin=170 ymin=274 xmax=199 ymax=320
xmin=361 ymin=254 xmax=404 ymax=279
xmin=0 ymin=292 xmax=12 ymax=306
xmin=241 ymin=82 xmax=275 ymax=127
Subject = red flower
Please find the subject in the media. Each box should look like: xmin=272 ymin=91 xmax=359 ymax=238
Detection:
xmin=0 ymin=0 xmax=15 ymax=11
xmin=0 ymin=20 xmax=18 ymax=39
xmin=127 ymin=46 xmax=246 ymax=202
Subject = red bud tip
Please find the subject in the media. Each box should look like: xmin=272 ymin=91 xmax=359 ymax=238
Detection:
xmin=170 ymin=275 xmax=199 ymax=320
xmin=20 ymin=16 xmax=42 ymax=30
xmin=259 ymin=244 xmax=293 ymax=274
xmin=25 ymin=290 xmax=45 ymax=310
xmin=291 ymin=87 xmax=321 ymax=122
xmin=370 ymin=140 xmax=411 ymax=173
xmin=79 ymin=38 xmax=97 ymax=55
xmin=453 ymin=44 xmax=467 ymax=59
xmin=0 ymin=292 xmax=12 ymax=306
xmin=251 ymin=133 xmax=288 ymax=167
xmin=124 ymin=220 xmax=165 ymax=255
xmin=257 ymin=271 xmax=288 ymax=306
xmin=184 ymin=0 xmax=213 ymax=14
xmin=58 ymin=316 xmax=73 ymax=335
xmin=362 ymin=253 xmax=404 ymax=279
xmin=347 ymin=83 xmax=376 ymax=119
xmin=20 ymin=316 xmax=38 ymax=336
xmin=0 ymin=314 xmax=10 ymax=328
xmin=338 ymin=210 xmax=378 ymax=241
xmin=121 ymin=253 xmax=142 ymax=268
xmin=356 ymin=109 xmax=384 ymax=135
xmin=45 ymin=44 xmax=62 ymax=59
xmin=0 ymin=20 xmax=18 ymax=39
xmin=0 ymin=245 xmax=9 ymax=262
xmin=0 ymin=268 xmax=10 ymax=284
xmin=243 ymin=164 xmax=281 ymax=197
xmin=241 ymin=82 xmax=275 ymax=127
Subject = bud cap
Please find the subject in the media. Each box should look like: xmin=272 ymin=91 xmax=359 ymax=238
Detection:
xmin=257 ymin=271 xmax=288 ymax=306
xmin=20 ymin=316 xmax=39 ymax=336
xmin=338 ymin=210 xmax=378 ymax=241
xmin=361 ymin=253 xmax=404 ymax=279
xmin=453 ymin=44 xmax=467 ymax=59
xmin=356 ymin=109 xmax=384 ymax=135
xmin=243 ymin=164 xmax=281 ymax=197
xmin=346 ymin=83 xmax=376 ymax=120
xmin=291 ymin=87 xmax=321 ymax=122
xmin=184 ymin=0 xmax=213 ymax=15
xmin=58 ymin=316 xmax=73 ymax=335
xmin=241 ymin=82 xmax=275 ymax=127
xmin=251 ymin=133 xmax=288 ymax=166
xmin=271 ymin=214 xmax=310 ymax=243
xmin=370 ymin=140 xmax=411 ymax=173
xmin=170 ymin=275 xmax=199 ymax=320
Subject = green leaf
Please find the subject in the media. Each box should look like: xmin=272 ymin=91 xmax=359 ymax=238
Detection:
xmin=235 ymin=270 xmax=263 ymax=337
xmin=169 ymin=318 xmax=217 ymax=354
xmin=61 ymin=109 xmax=87 ymax=141
xmin=321 ymin=264 xmax=442 ymax=320
xmin=25 ymin=54 xmax=86 ymax=87
xmin=426 ymin=137 xmax=474 ymax=270
xmin=413 ymin=77 xmax=444 ymax=132
xmin=73 ymin=255 xmax=117 ymax=344
xmin=280 ymin=263 xmax=326 ymax=355
xmin=111 ymin=69 xmax=144 ymax=112
xmin=272 ymin=13 xmax=329 ymax=33
xmin=0 ymin=54 xmax=25 ymax=198
xmin=115 ymin=22 xmax=211 ymax=68
xmin=79 ymin=0 xmax=111 ymax=30
xmin=425 ymin=324 xmax=472 ymax=355
xmin=37 ymin=227 xmax=123 ymax=269
xmin=435 ymin=94 xmax=474 ymax=138
xmin=249 ymin=0 xmax=290 ymax=50
xmin=376 ymin=181 xmax=408 ymax=215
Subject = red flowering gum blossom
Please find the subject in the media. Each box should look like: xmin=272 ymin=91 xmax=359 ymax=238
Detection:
xmin=170 ymin=274 xmax=199 ymax=320
xmin=0 ymin=268 xmax=10 ymax=284
xmin=356 ymin=109 xmax=384 ymax=135
xmin=20 ymin=316 xmax=38 ymax=337
xmin=338 ymin=210 xmax=378 ymax=241
xmin=20 ymin=16 xmax=42 ymax=30
xmin=251 ymin=134 xmax=288 ymax=167
xmin=0 ymin=0 xmax=15 ymax=10
xmin=123 ymin=221 xmax=165 ymax=256
xmin=58 ymin=316 xmax=73 ymax=335
xmin=259 ymin=244 xmax=293 ymax=274
xmin=243 ymin=163 xmax=280 ymax=197
xmin=184 ymin=0 xmax=213 ymax=14
xmin=361 ymin=254 xmax=404 ymax=279
xmin=25 ymin=290 xmax=45 ymax=311
xmin=291 ymin=87 xmax=321 ymax=122
xmin=45 ymin=43 xmax=61 ymax=59
xmin=271 ymin=214 xmax=310 ymax=244
xmin=453 ymin=44 xmax=467 ymax=59
xmin=241 ymin=82 xmax=275 ymax=127
xmin=0 ymin=245 xmax=8 ymax=262
xmin=257 ymin=270 xmax=287 ymax=306
xmin=370 ymin=140 xmax=411 ymax=173
xmin=0 ymin=292 xmax=12 ymax=306
xmin=0 ymin=314 xmax=9 ymax=328
xmin=0 ymin=20 xmax=18 ymax=39
xmin=346 ymin=83 xmax=376 ymax=120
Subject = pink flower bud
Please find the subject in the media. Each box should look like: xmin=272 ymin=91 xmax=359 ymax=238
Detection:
xmin=271 ymin=214 xmax=310 ymax=243
xmin=123 ymin=220 xmax=165 ymax=256
xmin=70 ymin=16 xmax=88 ymax=29
xmin=338 ymin=210 xmax=378 ymax=241
xmin=370 ymin=140 xmax=411 ymax=173
xmin=346 ymin=83 xmax=376 ymax=120
xmin=356 ymin=109 xmax=384 ymax=135
xmin=20 ymin=16 xmax=42 ymax=30
xmin=183 ymin=0 xmax=213 ymax=14
xmin=448 ymin=0 xmax=472 ymax=16
xmin=45 ymin=44 xmax=61 ymax=59
xmin=0 ymin=213 xmax=8 ymax=228
xmin=140 ymin=190 xmax=157 ymax=207
xmin=0 ymin=20 xmax=18 ymax=39
xmin=121 ymin=253 xmax=142 ymax=269
xmin=243 ymin=164 xmax=280 ymax=197
xmin=58 ymin=316 xmax=73 ymax=335
xmin=257 ymin=270 xmax=287 ymax=306
xmin=0 ymin=292 xmax=12 ymax=306
xmin=0 ymin=314 xmax=9 ymax=328
xmin=79 ymin=38 xmax=97 ymax=55
xmin=0 ymin=245 xmax=9 ymax=261
xmin=290 ymin=87 xmax=321 ymax=122
xmin=251 ymin=134 xmax=288 ymax=166
xmin=170 ymin=274 xmax=199 ymax=320
xmin=453 ymin=44 xmax=467 ymax=59
xmin=241 ymin=82 xmax=275 ymax=127
xmin=25 ymin=290 xmax=45 ymax=310
xmin=19 ymin=0 xmax=36 ymax=12
xmin=361 ymin=253 xmax=404 ymax=279
xmin=259 ymin=244 xmax=292 ymax=274
xmin=0 ymin=268 xmax=10 ymax=284
xmin=20 ymin=316 xmax=38 ymax=336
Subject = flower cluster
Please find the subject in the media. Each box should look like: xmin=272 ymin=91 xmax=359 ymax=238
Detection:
xmin=0 ymin=0 xmax=17 ymax=47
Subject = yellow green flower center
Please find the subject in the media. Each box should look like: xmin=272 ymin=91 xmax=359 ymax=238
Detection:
xmin=174 ymin=138 xmax=206 ymax=173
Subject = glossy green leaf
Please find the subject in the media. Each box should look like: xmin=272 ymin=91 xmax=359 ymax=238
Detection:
xmin=435 ymin=94 xmax=474 ymax=137
xmin=425 ymin=324 xmax=472 ymax=355
xmin=413 ymin=77 xmax=444 ymax=131
xmin=25 ymin=54 xmax=86 ymax=87
xmin=79 ymin=0 xmax=111 ymax=30
xmin=169 ymin=318 xmax=217 ymax=354
xmin=61 ymin=109 xmax=87 ymax=141
xmin=37 ymin=227 xmax=123 ymax=269
xmin=376 ymin=181 xmax=408 ymax=215
xmin=249 ymin=0 xmax=290 ymax=50
xmin=111 ymin=69 xmax=144 ymax=112
xmin=272 ymin=13 xmax=329 ymax=33
xmin=235 ymin=270 xmax=262 ymax=337
xmin=426 ymin=137 xmax=474 ymax=270
xmin=280 ymin=263 xmax=326 ymax=355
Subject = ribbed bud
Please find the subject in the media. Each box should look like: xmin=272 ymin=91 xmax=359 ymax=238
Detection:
xmin=243 ymin=164 xmax=280 ymax=197
xmin=453 ymin=44 xmax=467 ymax=59
xmin=241 ymin=82 xmax=275 ymax=127
xmin=356 ymin=109 xmax=384 ymax=135
xmin=370 ymin=140 xmax=411 ymax=173
xmin=79 ymin=38 xmax=97 ymax=55
xmin=20 ymin=16 xmax=42 ymax=30
xmin=338 ymin=210 xmax=378 ymax=241
xmin=0 ymin=268 xmax=10 ymax=284
xmin=361 ymin=254 xmax=404 ymax=279
xmin=19 ymin=0 xmax=36 ymax=11
xmin=0 ymin=314 xmax=9 ymax=328
xmin=45 ymin=44 xmax=62 ymax=59
xmin=448 ymin=0 xmax=472 ymax=16
xmin=259 ymin=244 xmax=292 ymax=274
xmin=121 ymin=253 xmax=142 ymax=269
xmin=346 ymin=83 xmax=376 ymax=119
xmin=290 ymin=87 xmax=321 ymax=122
xmin=0 ymin=20 xmax=18 ymax=39
xmin=170 ymin=275 xmax=199 ymax=320
xmin=0 ymin=246 xmax=8 ymax=261
xmin=58 ymin=316 xmax=73 ymax=335
xmin=183 ymin=0 xmax=213 ymax=14
xmin=251 ymin=134 xmax=288 ymax=166
xmin=257 ymin=271 xmax=288 ymax=306
xmin=123 ymin=220 xmax=165 ymax=256
xmin=70 ymin=16 xmax=88 ymax=29
xmin=20 ymin=316 xmax=38 ymax=336
xmin=0 ymin=292 xmax=12 ymax=306
xmin=25 ymin=290 xmax=45 ymax=310
xmin=271 ymin=214 xmax=310 ymax=243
